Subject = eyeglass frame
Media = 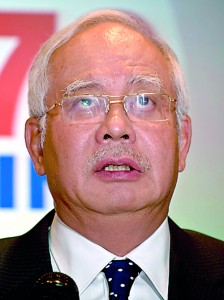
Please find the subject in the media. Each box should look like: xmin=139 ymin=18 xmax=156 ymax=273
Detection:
xmin=42 ymin=92 xmax=177 ymax=123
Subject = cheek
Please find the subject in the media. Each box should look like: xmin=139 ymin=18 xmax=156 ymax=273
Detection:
xmin=139 ymin=122 xmax=178 ymax=155
xmin=43 ymin=123 xmax=97 ymax=183
xmin=138 ymin=123 xmax=179 ymax=181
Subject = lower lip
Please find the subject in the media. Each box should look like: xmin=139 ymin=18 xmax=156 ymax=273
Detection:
xmin=95 ymin=169 xmax=142 ymax=181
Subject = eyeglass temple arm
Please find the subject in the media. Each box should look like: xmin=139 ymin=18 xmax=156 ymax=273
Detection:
xmin=46 ymin=102 xmax=63 ymax=113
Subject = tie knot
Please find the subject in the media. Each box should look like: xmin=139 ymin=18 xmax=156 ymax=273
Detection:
xmin=103 ymin=259 xmax=141 ymax=299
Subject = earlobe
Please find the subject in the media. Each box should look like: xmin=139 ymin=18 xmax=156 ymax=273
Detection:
xmin=25 ymin=117 xmax=46 ymax=176
xmin=178 ymin=115 xmax=192 ymax=172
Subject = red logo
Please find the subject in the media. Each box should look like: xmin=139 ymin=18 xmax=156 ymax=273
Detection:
xmin=0 ymin=12 xmax=55 ymax=136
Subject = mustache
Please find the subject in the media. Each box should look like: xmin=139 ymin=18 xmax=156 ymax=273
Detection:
xmin=84 ymin=144 xmax=151 ymax=173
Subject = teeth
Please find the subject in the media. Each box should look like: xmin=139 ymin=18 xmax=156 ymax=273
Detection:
xmin=104 ymin=165 xmax=131 ymax=171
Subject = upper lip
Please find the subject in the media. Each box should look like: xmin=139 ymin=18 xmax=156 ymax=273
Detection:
xmin=94 ymin=157 xmax=142 ymax=172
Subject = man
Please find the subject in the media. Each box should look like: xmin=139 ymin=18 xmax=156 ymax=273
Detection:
xmin=0 ymin=9 xmax=223 ymax=300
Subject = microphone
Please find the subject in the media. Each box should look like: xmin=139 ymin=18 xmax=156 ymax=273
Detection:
xmin=32 ymin=272 xmax=79 ymax=299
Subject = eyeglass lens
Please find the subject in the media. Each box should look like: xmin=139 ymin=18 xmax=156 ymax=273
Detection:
xmin=61 ymin=93 xmax=171 ymax=124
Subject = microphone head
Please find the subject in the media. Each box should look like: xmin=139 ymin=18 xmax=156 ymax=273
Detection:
xmin=33 ymin=272 xmax=79 ymax=299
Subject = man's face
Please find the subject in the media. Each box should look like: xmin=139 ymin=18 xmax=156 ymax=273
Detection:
xmin=26 ymin=23 xmax=191 ymax=221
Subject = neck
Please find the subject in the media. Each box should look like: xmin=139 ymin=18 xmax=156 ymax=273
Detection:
xmin=57 ymin=205 xmax=168 ymax=256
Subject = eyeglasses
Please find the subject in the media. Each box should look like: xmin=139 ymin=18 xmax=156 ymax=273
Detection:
xmin=44 ymin=92 xmax=176 ymax=124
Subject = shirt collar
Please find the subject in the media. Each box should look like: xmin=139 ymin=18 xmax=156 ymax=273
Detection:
xmin=127 ymin=218 xmax=170 ymax=299
xmin=49 ymin=214 xmax=115 ymax=293
xmin=49 ymin=213 xmax=170 ymax=298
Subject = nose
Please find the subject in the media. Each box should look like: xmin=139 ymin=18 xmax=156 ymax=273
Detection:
xmin=95 ymin=103 xmax=136 ymax=144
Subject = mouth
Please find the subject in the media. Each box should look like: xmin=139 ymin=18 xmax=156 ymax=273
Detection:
xmin=94 ymin=161 xmax=141 ymax=180
xmin=103 ymin=164 xmax=133 ymax=172
xmin=90 ymin=156 xmax=146 ymax=181
xmin=94 ymin=158 xmax=142 ymax=176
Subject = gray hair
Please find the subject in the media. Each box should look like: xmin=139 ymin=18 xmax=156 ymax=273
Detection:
xmin=28 ymin=9 xmax=189 ymax=146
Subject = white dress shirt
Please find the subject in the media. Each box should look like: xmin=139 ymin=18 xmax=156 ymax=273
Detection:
xmin=49 ymin=214 xmax=170 ymax=300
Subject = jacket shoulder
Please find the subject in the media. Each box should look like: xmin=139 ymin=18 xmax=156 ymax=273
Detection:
xmin=168 ymin=218 xmax=224 ymax=299
xmin=169 ymin=218 xmax=224 ymax=265
xmin=0 ymin=210 xmax=55 ymax=299
xmin=0 ymin=209 xmax=54 ymax=259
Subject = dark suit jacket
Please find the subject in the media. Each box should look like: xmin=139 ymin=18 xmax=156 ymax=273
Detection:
xmin=0 ymin=210 xmax=223 ymax=299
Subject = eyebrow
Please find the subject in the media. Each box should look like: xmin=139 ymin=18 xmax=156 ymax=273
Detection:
xmin=63 ymin=80 xmax=101 ymax=95
xmin=63 ymin=74 xmax=163 ymax=95
xmin=127 ymin=74 xmax=163 ymax=91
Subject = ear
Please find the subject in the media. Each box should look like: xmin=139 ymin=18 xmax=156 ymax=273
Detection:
xmin=25 ymin=117 xmax=46 ymax=176
xmin=178 ymin=115 xmax=192 ymax=172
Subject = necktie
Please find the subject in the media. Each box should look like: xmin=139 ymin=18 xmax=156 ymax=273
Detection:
xmin=102 ymin=259 xmax=141 ymax=299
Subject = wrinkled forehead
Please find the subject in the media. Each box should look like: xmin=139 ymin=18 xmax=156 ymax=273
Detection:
xmin=48 ymin=22 xmax=174 ymax=97
xmin=49 ymin=21 xmax=166 ymax=66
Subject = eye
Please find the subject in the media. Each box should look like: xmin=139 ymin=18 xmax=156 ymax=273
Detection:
xmin=61 ymin=95 xmax=97 ymax=116
xmin=138 ymin=95 xmax=149 ymax=106
xmin=78 ymin=96 xmax=96 ymax=109
xmin=136 ymin=94 xmax=154 ymax=109
xmin=63 ymin=94 xmax=109 ymax=122
xmin=64 ymin=95 xmax=98 ymax=112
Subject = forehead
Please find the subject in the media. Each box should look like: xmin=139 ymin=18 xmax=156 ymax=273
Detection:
xmin=48 ymin=22 xmax=173 ymax=96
